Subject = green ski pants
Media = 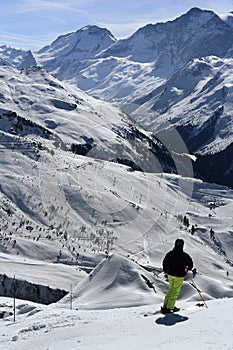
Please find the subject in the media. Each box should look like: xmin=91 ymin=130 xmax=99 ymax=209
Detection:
xmin=163 ymin=275 xmax=184 ymax=310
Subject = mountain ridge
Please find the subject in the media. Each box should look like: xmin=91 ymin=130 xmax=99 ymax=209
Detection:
xmin=35 ymin=7 xmax=233 ymax=83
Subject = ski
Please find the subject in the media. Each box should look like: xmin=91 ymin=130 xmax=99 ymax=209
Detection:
xmin=143 ymin=303 xmax=204 ymax=317
xmin=144 ymin=310 xmax=163 ymax=317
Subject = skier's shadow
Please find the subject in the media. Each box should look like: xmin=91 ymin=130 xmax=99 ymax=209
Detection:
xmin=155 ymin=313 xmax=189 ymax=326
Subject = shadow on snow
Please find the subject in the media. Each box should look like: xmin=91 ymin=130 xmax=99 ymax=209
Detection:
xmin=155 ymin=313 xmax=189 ymax=326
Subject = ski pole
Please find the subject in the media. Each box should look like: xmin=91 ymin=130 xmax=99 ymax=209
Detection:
xmin=189 ymin=275 xmax=208 ymax=308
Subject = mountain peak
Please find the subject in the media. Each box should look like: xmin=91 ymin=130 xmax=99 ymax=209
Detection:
xmin=0 ymin=45 xmax=36 ymax=68
xmin=174 ymin=7 xmax=216 ymax=25
xmin=78 ymin=24 xmax=116 ymax=39
xmin=187 ymin=7 xmax=209 ymax=14
xmin=37 ymin=24 xmax=116 ymax=61
xmin=183 ymin=7 xmax=215 ymax=16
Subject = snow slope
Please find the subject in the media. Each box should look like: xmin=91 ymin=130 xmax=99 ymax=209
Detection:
xmin=1 ymin=243 xmax=233 ymax=348
xmin=132 ymin=56 xmax=233 ymax=154
xmin=130 ymin=56 xmax=233 ymax=187
xmin=0 ymin=65 xmax=233 ymax=297
xmin=0 ymin=64 xmax=180 ymax=171
xmin=1 ymin=295 xmax=233 ymax=349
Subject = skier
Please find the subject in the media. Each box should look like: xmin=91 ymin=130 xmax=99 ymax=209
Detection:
xmin=161 ymin=238 xmax=193 ymax=314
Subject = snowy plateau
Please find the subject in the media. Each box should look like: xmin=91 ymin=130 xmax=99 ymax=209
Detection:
xmin=0 ymin=6 xmax=233 ymax=350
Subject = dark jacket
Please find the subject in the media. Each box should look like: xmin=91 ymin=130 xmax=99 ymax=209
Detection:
xmin=163 ymin=246 xmax=193 ymax=277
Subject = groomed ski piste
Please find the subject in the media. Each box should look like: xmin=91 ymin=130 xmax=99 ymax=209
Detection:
xmin=0 ymin=273 xmax=233 ymax=350
xmin=1 ymin=233 xmax=233 ymax=350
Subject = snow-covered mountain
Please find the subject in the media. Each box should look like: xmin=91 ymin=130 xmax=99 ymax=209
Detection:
xmin=1 ymin=8 xmax=232 ymax=186
xmin=34 ymin=8 xmax=233 ymax=103
xmin=130 ymin=56 xmax=233 ymax=187
xmin=0 ymin=45 xmax=36 ymax=68
xmin=36 ymin=25 xmax=117 ymax=82
xmin=0 ymin=64 xmax=187 ymax=177
xmin=99 ymin=7 xmax=232 ymax=70
xmin=31 ymin=8 xmax=233 ymax=187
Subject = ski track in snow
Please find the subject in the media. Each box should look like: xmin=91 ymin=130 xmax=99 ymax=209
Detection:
xmin=1 ymin=298 xmax=233 ymax=350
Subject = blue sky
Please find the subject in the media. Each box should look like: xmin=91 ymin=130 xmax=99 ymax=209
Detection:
xmin=0 ymin=0 xmax=233 ymax=50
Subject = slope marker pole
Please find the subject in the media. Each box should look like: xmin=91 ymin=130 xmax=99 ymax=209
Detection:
xmin=13 ymin=275 xmax=16 ymax=322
